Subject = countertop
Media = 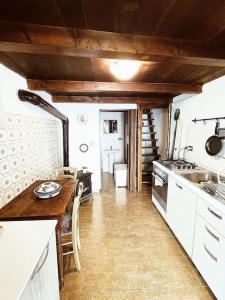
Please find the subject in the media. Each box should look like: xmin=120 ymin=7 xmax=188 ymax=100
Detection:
xmin=154 ymin=160 xmax=225 ymax=214
xmin=0 ymin=220 xmax=57 ymax=300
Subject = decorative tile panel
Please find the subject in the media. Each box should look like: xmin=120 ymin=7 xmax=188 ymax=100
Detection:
xmin=0 ymin=113 xmax=62 ymax=209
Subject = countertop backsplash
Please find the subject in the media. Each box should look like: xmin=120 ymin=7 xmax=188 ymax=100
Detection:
xmin=0 ymin=113 xmax=62 ymax=208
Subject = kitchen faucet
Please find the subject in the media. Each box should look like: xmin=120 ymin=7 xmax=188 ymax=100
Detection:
xmin=178 ymin=146 xmax=193 ymax=160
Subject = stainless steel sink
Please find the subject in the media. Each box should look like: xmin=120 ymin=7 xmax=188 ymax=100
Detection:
xmin=180 ymin=172 xmax=219 ymax=184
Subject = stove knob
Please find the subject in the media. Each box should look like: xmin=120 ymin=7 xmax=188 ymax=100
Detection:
xmin=187 ymin=166 xmax=191 ymax=169
xmin=192 ymin=165 xmax=196 ymax=169
xmin=178 ymin=166 xmax=181 ymax=169
xmin=182 ymin=166 xmax=186 ymax=169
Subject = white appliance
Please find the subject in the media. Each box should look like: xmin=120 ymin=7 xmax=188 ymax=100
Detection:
xmin=114 ymin=164 xmax=127 ymax=187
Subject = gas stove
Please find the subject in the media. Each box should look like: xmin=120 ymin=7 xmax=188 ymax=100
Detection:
xmin=159 ymin=160 xmax=198 ymax=171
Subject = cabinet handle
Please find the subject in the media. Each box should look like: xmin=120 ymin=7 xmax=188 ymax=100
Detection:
xmin=205 ymin=226 xmax=220 ymax=241
xmin=176 ymin=183 xmax=183 ymax=190
xmin=208 ymin=207 xmax=222 ymax=220
xmin=31 ymin=243 xmax=49 ymax=279
xmin=204 ymin=244 xmax=218 ymax=262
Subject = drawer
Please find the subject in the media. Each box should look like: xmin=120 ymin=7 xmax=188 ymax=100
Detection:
xmin=197 ymin=196 xmax=225 ymax=238
xmin=193 ymin=214 xmax=225 ymax=299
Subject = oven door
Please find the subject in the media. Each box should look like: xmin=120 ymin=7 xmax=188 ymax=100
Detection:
xmin=152 ymin=166 xmax=168 ymax=212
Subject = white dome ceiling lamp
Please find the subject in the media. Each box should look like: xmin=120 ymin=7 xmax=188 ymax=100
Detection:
xmin=109 ymin=59 xmax=141 ymax=81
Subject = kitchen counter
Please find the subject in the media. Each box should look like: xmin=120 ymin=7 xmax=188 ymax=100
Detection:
xmin=153 ymin=160 xmax=225 ymax=299
xmin=0 ymin=220 xmax=57 ymax=300
xmin=153 ymin=160 xmax=225 ymax=214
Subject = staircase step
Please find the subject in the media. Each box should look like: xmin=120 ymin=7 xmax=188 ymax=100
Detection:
xmin=142 ymin=139 xmax=158 ymax=141
xmin=142 ymin=119 xmax=154 ymax=123
xmin=142 ymin=181 xmax=152 ymax=185
xmin=142 ymin=125 xmax=155 ymax=128
xmin=142 ymin=146 xmax=159 ymax=149
xmin=142 ymin=132 xmax=156 ymax=135
xmin=142 ymin=155 xmax=160 ymax=160
xmin=142 ymin=132 xmax=156 ymax=134
xmin=142 ymin=159 xmax=160 ymax=164
xmin=143 ymin=112 xmax=153 ymax=115
xmin=142 ymin=175 xmax=152 ymax=179
xmin=142 ymin=174 xmax=152 ymax=179
xmin=142 ymin=170 xmax=153 ymax=175
xmin=142 ymin=153 xmax=159 ymax=156
xmin=142 ymin=144 xmax=157 ymax=147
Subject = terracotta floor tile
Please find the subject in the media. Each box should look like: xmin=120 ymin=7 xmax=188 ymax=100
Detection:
xmin=61 ymin=173 xmax=215 ymax=300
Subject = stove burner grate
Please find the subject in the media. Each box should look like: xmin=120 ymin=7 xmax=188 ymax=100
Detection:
xmin=159 ymin=160 xmax=197 ymax=170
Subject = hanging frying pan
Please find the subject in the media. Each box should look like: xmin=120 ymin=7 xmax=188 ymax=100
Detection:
xmin=205 ymin=121 xmax=222 ymax=156
xmin=170 ymin=108 xmax=180 ymax=160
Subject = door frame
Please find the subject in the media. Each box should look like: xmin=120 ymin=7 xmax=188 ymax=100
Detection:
xmin=99 ymin=109 xmax=137 ymax=191
xmin=137 ymin=108 xmax=143 ymax=193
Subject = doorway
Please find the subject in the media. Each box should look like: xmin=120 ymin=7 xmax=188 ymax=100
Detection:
xmin=99 ymin=110 xmax=136 ymax=191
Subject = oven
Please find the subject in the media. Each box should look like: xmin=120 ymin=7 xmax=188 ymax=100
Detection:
xmin=152 ymin=165 xmax=168 ymax=213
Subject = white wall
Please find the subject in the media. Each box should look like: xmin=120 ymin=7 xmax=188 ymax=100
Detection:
xmin=100 ymin=112 xmax=125 ymax=172
xmin=0 ymin=64 xmax=62 ymax=208
xmin=171 ymin=75 xmax=225 ymax=172
xmin=0 ymin=64 xmax=56 ymax=120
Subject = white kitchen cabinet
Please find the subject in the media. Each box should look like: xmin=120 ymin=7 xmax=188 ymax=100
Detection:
xmin=197 ymin=196 xmax=225 ymax=237
xmin=193 ymin=213 xmax=225 ymax=300
xmin=167 ymin=176 xmax=197 ymax=257
xmin=21 ymin=232 xmax=59 ymax=300
xmin=0 ymin=220 xmax=59 ymax=300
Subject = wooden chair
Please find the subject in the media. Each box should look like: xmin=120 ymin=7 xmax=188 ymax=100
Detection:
xmin=56 ymin=166 xmax=77 ymax=180
xmin=61 ymin=182 xmax=84 ymax=271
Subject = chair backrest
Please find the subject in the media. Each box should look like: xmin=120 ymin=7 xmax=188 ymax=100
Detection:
xmin=71 ymin=182 xmax=84 ymax=243
xmin=56 ymin=167 xmax=77 ymax=180
xmin=77 ymin=182 xmax=84 ymax=199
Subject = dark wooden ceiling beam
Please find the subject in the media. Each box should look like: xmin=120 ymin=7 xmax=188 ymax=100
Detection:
xmin=27 ymin=79 xmax=202 ymax=94
xmin=1 ymin=21 xmax=225 ymax=67
xmin=52 ymin=95 xmax=171 ymax=104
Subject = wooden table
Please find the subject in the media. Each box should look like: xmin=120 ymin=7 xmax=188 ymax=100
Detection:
xmin=0 ymin=179 xmax=76 ymax=288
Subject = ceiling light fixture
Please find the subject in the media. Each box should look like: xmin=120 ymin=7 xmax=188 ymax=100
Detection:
xmin=109 ymin=59 xmax=141 ymax=81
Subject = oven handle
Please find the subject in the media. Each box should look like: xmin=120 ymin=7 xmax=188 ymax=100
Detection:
xmin=152 ymin=172 xmax=167 ymax=185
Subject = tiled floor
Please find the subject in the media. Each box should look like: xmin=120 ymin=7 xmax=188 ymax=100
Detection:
xmin=60 ymin=173 xmax=215 ymax=300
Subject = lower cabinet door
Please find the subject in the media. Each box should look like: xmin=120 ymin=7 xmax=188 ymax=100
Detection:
xmin=193 ymin=214 xmax=225 ymax=300
xmin=167 ymin=177 xmax=197 ymax=257
xmin=21 ymin=232 xmax=59 ymax=300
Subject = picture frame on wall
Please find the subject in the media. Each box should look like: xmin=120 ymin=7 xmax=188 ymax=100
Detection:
xmin=104 ymin=120 xmax=118 ymax=134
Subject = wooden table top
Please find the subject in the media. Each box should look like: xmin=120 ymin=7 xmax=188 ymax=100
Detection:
xmin=0 ymin=180 xmax=76 ymax=220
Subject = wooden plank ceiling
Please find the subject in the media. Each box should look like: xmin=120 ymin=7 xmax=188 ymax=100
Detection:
xmin=0 ymin=0 xmax=225 ymax=105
